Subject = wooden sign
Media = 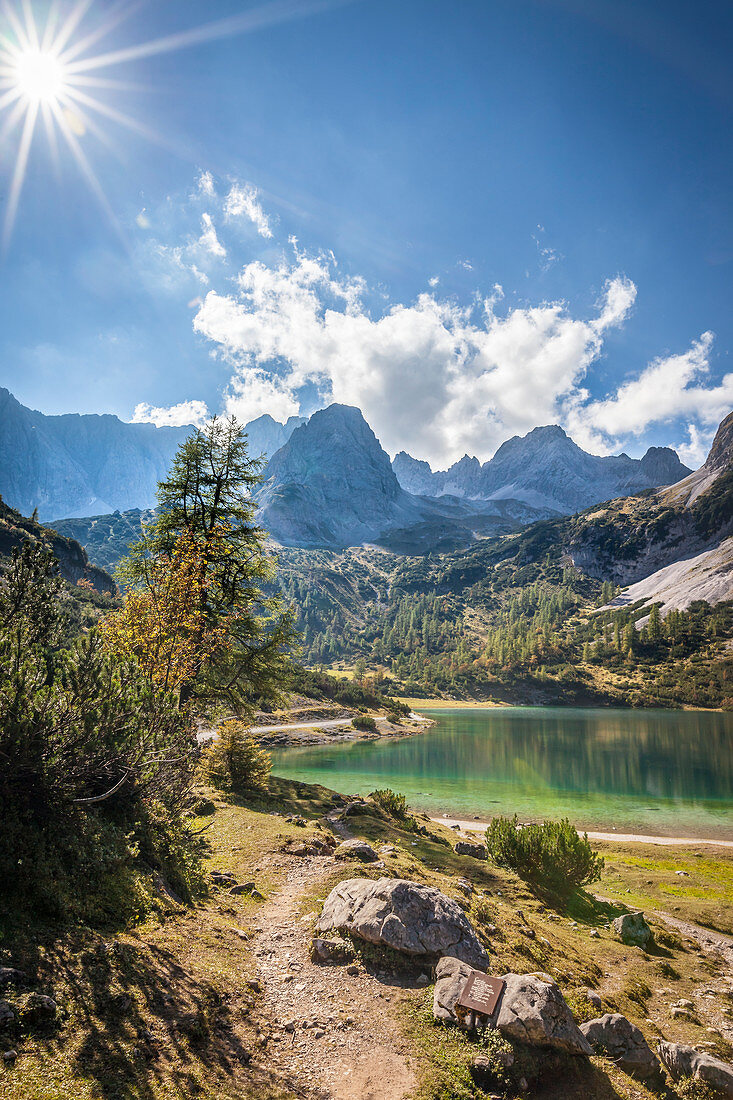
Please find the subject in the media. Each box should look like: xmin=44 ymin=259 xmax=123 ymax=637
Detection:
xmin=457 ymin=973 xmax=506 ymax=1017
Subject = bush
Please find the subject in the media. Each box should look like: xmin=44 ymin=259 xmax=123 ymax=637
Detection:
xmin=0 ymin=542 xmax=201 ymax=923
xmin=203 ymin=719 xmax=271 ymax=793
xmin=485 ymin=815 xmax=604 ymax=896
xmin=370 ymin=788 xmax=408 ymax=818
xmin=352 ymin=714 xmax=377 ymax=732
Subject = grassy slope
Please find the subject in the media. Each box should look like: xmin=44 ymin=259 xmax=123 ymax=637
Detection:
xmin=3 ymin=780 xmax=732 ymax=1100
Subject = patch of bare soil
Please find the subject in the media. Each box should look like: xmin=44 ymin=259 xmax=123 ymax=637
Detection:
xmin=249 ymin=815 xmax=417 ymax=1100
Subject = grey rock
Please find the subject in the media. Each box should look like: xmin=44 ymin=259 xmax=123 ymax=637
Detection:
xmin=2 ymin=1049 xmax=17 ymax=1062
xmin=229 ymin=882 xmax=257 ymax=896
xmin=581 ymin=1014 xmax=660 ymax=1080
xmin=455 ymin=840 xmax=488 ymax=859
xmin=586 ymin=990 xmax=603 ymax=1010
xmin=493 ymin=973 xmax=592 ymax=1056
xmin=433 ymin=956 xmax=475 ymax=1023
xmin=0 ymin=1001 xmax=16 ymax=1028
xmin=658 ymin=1041 xmax=733 ymax=1097
xmin=333 ymin=838 xmax=379 ymax=863
xmin=18 ymin=993 xmax=57 ymax=1027
xmin=316 ymin=878 xmax=489 ymax=968
xmin=612 ymin=912 xmax=653 ymax=948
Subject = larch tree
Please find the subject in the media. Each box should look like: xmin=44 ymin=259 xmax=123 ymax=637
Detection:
xmin=112 ymin=417 xmax=297 ymax=711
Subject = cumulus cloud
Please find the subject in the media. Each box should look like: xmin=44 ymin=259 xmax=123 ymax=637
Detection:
xmin=565 ymin=331 xmax=733 ymax=455
xmin=224 ymin=183 xmax=273 ymax=238
xmin=192 ymin=248 xmax=644 ymax=465
xmin=131 ymin=399 xmax=209 ymax=428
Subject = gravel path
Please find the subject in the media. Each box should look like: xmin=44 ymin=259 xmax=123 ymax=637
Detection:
xmin=250 ymin=811 xmax=416 ymax=1100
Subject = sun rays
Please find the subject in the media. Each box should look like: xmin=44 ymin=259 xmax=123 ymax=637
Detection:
xmin=0 ymin=0 xmax=352 ymax=250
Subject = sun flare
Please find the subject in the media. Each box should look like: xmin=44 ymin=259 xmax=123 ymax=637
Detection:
xmin=13 ymin=48 xmax=67 ymax=104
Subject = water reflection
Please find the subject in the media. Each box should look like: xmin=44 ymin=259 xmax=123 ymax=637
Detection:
xmin=270 ymin=708 xmax=733 ymax=837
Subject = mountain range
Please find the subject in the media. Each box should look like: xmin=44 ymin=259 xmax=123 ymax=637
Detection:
xmin=0 ymin=386 xmax=692 ymax=549
xmin=392 ymin=427 xmax=690 ymax=514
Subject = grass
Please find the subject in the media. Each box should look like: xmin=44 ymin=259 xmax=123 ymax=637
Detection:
xmin=595 ymin=841 xmax=733 ymax=935
xmin=2 ymin=780 xmax=732 ymax=1100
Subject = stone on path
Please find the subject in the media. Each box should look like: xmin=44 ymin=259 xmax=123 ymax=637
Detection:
xmin=581 ymin=1014 xmax=660 ymax=1079
xmin=316 ymin=878 xmax=489 ymax=968
xmin=333 ymin=838 xmax=379 ymax=863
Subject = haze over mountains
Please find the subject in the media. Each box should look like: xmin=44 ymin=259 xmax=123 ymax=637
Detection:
xmin=0 ymin=387 xmax=692 ymax=544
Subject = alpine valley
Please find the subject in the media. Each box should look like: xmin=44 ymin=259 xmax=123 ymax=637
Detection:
xmin=3 ymin=387 xmax=731 ymax=710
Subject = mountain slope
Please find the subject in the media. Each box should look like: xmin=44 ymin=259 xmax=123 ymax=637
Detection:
xmin=0 ymin=494 xmax=114 ymax=594
xmin=243 ymin=412 xmax=307 ymax=462
xmin=393 ymin=425 xmax=691 ymax=514
xmin=0 ymin=388 xmax=191 ymax=521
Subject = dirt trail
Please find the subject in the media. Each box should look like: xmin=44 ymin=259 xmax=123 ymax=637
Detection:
xmin=250 ymin=812 xmax=417 ymax=1100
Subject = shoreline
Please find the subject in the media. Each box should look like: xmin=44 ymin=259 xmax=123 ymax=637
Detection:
xmin=430 ymin=815 xmax=733 ymax=849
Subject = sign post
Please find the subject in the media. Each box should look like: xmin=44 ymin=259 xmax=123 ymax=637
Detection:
xmin=456 ymin=972 xmax=506 ymax=1032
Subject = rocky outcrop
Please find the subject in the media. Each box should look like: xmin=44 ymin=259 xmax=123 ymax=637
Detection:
xmin=491 ymin=972 xmax=592 ymax=1056
xmin=315 ymin=877 xmax=489 ymax=968
xmin=581 ymin=1014 xmax=660 ymax=1079
xmin=612 ymin=912 xmax=653 ymax=949
xmin=658 ymin=1041 xmax=733 ymax=1097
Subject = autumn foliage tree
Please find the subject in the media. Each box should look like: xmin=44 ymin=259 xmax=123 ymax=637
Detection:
xmin=100 ymin=529 xmax=229 ymax=695
xmin=112 ymin=416 xmax=296 ymax=711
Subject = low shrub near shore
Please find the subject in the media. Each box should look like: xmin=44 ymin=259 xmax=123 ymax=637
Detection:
xmin=486 ymin=815 xmax=604 ymax=896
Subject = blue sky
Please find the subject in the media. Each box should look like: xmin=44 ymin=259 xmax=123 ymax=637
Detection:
xmin=1 ymin=0 xmax=731 ymax=467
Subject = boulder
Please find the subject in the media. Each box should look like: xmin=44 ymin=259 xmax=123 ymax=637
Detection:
xmin=333 ymin=838 xmax=379 ymax=863
xmin=0 ymin=1001 xmax=16 ymax=1029
xmin=455 ymin=840 xmax=487 ymax=859
xmin=612 ymin=912 xmax=652 ymax=949
xmin=493 ymin=973 xmax=592 ymax=1056
xmin=229 ymin=882 xmax=257 ymax=896
xmin=433 ymin=956 xmax=475 ymax=1022
xmin=580 ymin=1014 xmax=660 ymax=1080
xmin=18 ymin=993 xmax=57 ymax=1027
xmin=315 ymin=877 xmax=489 ymax=968
xmin=658 ymin=1041 xmax=733 ymax=1097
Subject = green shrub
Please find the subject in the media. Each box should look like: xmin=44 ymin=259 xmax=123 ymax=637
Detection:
xmin=0 ymin=542 xmax=202 ymax=923
xmin=677 ymin=1077 xmax=721 ymax=1100
xmin=352 ymin=714 xmax=378 ymax=732
xmin=485 ymin=815 xmax=604 ymax=896
xmin=370 ymin=788 xmax=408 ymax=817
xmin=203 ymin=720 xmax=271 ymax=793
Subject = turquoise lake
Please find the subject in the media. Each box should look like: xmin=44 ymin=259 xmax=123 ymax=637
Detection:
xmin=270 ymin=708 xmax=733 ymax=839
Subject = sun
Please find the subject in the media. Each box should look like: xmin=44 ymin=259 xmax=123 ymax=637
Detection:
xmin=13 ymin=48 xmax=67 ymax=104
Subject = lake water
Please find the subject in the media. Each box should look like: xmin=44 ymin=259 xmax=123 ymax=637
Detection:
xmin=270 ymin=707 xmax=733 ymax=840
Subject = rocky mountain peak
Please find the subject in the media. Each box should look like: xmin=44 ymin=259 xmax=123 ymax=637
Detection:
xmin=704 ymin=411 xmax=733 ymax=472
xmin=638 ymin=446 xmax=692 ymax=483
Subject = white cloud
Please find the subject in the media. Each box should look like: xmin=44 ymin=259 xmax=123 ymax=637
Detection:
xmin=676 ymin=423 xmax=716 ymax=469
xmin=197 ymin=170 xmax=215 ymax=197
xmin=192 ymin=248 xmax=645 ymax=466
xmin=428 ymin=275 xmax=439 ymax=288
xmin=223 ymin=368 xmax=300 ymax=424
xmin=199 ymin=212 xmax=226 ymax=258
xmin=565 ymin=331 xmax=733 ymax=454
xmin=131 ymin=399 xmax=209 ymax=428
xmin=224 ymin=183 xmax=273 ymax=238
